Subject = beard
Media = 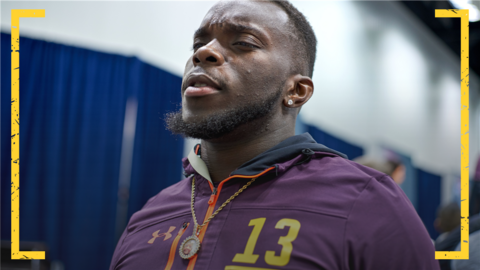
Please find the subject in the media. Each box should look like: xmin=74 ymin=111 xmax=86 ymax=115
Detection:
xmin=165 ymin=88 xmax=283 ymax=140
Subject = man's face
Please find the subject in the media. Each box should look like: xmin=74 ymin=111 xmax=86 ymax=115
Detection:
xmin=166 ymin=0 xmax=294 ymax=140
xmin=183 ymin=242 xmax=193 ymax=255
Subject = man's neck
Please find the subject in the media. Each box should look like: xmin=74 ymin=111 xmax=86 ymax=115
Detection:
xmin=200 ymin=118 xmax=295 ymax=183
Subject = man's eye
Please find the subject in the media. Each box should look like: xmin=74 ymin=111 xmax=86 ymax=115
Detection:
xmin=192 ymin=43 xmax=204 ymax=51
xmin=234 ymin=42 xmax=258 ymax=49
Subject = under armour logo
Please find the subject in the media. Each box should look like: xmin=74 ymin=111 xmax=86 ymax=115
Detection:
xmin=147 ymin=226 xmax=176 ymax=244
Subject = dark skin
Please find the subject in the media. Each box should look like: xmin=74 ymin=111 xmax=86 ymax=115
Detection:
xmin=181 ymin=0 xmax=314 ymax=183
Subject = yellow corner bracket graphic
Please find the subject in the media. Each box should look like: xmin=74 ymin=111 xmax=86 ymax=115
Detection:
xmin=11 ymin=9 xmax=45 ymax=260
xmin=434 ymin=9 xmax=469 ymax=260
xmin=5 ymin=6 xmax=471 ymax=263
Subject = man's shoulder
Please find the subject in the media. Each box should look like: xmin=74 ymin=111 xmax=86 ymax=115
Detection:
xmin=312 ymin=154 xmax=402 ymax=197
xmin=308 ymin=154 xmax=413 ymax=216
xmin=142 ymin=177 xmax=191 ymax=208
xmin=253 ymin=154 xmax=400 ymax=219
xmin=293 ymin=154 xmax=397 ymax=202
xmin=303 ymin=156 xmax=438 ymax=269
xmin=124 ymin=178 xmax=191 ymax=235
xmin=308 ymin=153 xmax=389 ymax=183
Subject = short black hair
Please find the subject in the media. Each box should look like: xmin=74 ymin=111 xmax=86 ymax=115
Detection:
xmin=267 ymin=0 xmax=317 ymax=77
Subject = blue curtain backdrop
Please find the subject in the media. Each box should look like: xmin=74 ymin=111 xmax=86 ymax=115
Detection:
xmin=1 ymin=33 xmax=183 ymax=269
xmin=306 ymin=124 xmax=364 ymax=160
xmin=417 ymin=168 xmax=442 ymax=239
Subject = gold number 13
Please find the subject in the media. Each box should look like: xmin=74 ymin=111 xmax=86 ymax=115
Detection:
xmin=233 ymin=218 xmax=301 ymax=267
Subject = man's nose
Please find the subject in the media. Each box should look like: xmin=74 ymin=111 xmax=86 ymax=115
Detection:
xmin=192 ymin=41 xmax=225 ymax=67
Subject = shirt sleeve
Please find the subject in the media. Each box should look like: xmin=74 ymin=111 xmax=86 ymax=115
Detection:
xmin=344 ymin=175 xmax=440 ymax=270
xmin=109 ymin=194 xmax=159 ymax=270
xmin=109 ymin=226 xmax=129 ymax=270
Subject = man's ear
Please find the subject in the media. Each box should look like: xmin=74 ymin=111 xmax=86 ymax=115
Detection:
xmin=283 ymin=75 xmax=314 ymax=108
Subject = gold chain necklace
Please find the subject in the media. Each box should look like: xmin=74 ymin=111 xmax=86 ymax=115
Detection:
xmin=179 ymin=176 xmax=257 ymax=259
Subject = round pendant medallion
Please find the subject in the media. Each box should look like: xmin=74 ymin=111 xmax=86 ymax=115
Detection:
xmin=179 ymin=235 xmax=201 ymax=259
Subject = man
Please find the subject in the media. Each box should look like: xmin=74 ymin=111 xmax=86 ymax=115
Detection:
xmin=110 ymin=1 xmax=439 ymax=269
xmin=434 ymin=202 xmax=461 ymax=245
xmin=182 ymin=239 xmax=197 ymax=258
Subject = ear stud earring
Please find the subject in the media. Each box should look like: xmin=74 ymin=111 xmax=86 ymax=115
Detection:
xmin=288 ymin=100 xmax=293 ymax=106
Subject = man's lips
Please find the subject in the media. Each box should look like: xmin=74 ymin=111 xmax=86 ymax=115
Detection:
xmin=184 ymin=86 xmax=220 ymax=97
xmin=184 ymin=73 xmax=222 ymax=97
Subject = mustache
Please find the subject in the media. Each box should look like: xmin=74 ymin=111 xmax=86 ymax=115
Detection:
xmin=182 ymin=70 xmax=227 ymax=91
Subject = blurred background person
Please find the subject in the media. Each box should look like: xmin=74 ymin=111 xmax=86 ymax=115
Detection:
xmin=434 ymin=202 xmax=461 ymax=244
xmin=471 ymin=157 xmax=480 ymax=216
xmin=353 ymin=155 xmax=406 ymax=185
xmin=435 ymin=213 xmax=480 ymax=270
xmin=451 ymin=229 xmax=480 ymax=270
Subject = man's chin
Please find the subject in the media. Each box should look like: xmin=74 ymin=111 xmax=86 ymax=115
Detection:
xmin=165 ymin=88 xmax=283 ymax=140
xmin=180 ymin=113 xmax=211 ymax=125
xmin=165 ymin=110 xmax=233 ymax=140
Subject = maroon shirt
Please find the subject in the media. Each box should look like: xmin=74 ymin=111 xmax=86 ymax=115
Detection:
xmin=110 ymin=133 xmax=440 ymax=270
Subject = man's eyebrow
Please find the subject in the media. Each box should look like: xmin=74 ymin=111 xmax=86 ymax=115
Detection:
xmin=193 ymin=26 xmax=209 ymax=39
xmin=193 ymin=22 xmax=268 ymax=41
